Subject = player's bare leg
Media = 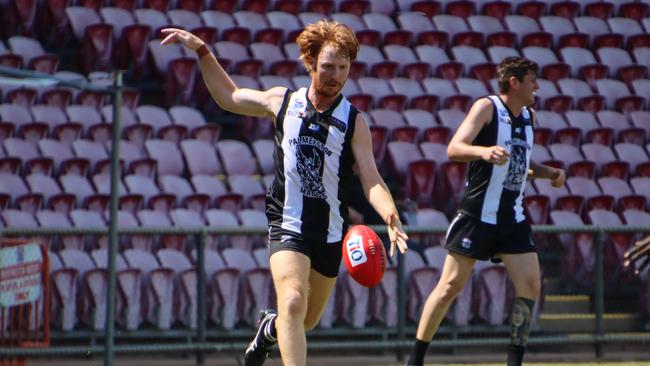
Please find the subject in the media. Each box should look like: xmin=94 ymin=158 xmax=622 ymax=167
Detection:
xmin=499 ymin=252 xmax=541 ymax=366
xmin=406 ymin=252 xmax=475 ymax=366
xmin=269 ymin=250 xmax=312 ymax=366
xmin=303 ymin=269 xmax=337 ymax=331
xmin=416 ymin=252 xmax=476 ymax=340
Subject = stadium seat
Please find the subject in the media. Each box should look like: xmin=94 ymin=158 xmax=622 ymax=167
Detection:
xmin=125 ymin=175 xmax=175 ymax=213
xmin=160 ymin=175 xmax=210 ymax=214
xmin=156 ymin=248 xmax=198 ymax=328
xmin=169 ymin=106 xmax=221 ymax=143
xmin=26 ymin=173 xmax=76 ymax=214
xmin=363 ymin=13 xmax=412 ymax=46
xmin=59 ymin=248 xmax=108 ymax=330
xmin=234 ymin=10 xmax=283 ymax=45
xmin=216 ymin=139 xmax=258 ymax=175
xmin=595 ymin=78 xmax=645 ymax=112
xmin=59 ymin=174 xmax=108 ymax=213
xmin=190 ymin=175 xmax=228 ymax=204
xmin=588 ymin=209 xmax=635 ymax=283
xmin=123 ymin=248 xmax=175 ymax=329
xmin=205 ymin=208 xmax=247 ymax=250
xmin=412 ymin=208 xmax=448 ymax=247
xmin=474 ymin=261 xmax=509 ymax=325
xmin=504 ymin=14 xmax=548 ymax=46
xmin=38 ymin=139 xmax=89 ymax=176
xmin=415 ymin=46 xmax=463 ymax=81
xmin=8 ymin=36 xmax=59 ymax=73
xmin=221 ymin=248 xmax=273 ymax=325
xmin=422 ymin=79 xmax=469 ymax=111
xmin=48 ymin=250 xmax=78 ymax=330
xmin=557 ymin=78 xmax=604 ymax=112
xmin=549 ymin=210 xmax=595 ymax=287
xmin=145 ymin=139 xmax=185 ymax=176
xmin=266 ymin=11 xmax=302 ymax=42
xmin=598 ymin=48 xmax=647 ymax=83
xmin=468 ymin=15 xmax=516 ymax=48
xmin=227 ymin=174 xmax=265 ymax=203
xmin=90 ymin=247 xmax=142 ymax=330
xmin=433 ymin=14 xmax=482 ymax=47
xmin=396 ymin=11 xmax=445 ymax=47
xmin=192 ymin=248 xmax=240 ymax=328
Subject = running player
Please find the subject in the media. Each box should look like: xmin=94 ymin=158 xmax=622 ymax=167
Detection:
xmin=406 ymin=57 xmax=566 ymax=366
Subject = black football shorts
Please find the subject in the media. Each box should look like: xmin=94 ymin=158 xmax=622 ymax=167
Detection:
xmin=444 ymin=212 xmax=536 ymax=262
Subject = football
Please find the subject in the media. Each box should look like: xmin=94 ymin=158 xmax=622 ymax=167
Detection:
xmin=342 ymin=225 xmax=386 ymax=288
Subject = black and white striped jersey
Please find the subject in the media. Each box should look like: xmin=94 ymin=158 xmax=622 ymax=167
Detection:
xmin=266 ymin=88 xmax=358 ymax=243
xmin=458 ymin=95 xmax=534 ymax=225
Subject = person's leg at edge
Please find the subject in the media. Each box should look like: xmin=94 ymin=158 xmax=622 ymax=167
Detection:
xmin=406 ymin=252 xmax=476 ymax=366
xmin=269 ymin=250 xmax=312 ymax=366
xmin=499 ymin=252 xmax=541 ymax=366
xmin=303 ymin=269 xmax=337 ymax=331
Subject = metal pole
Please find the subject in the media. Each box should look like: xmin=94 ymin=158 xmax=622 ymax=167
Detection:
xmin=104 ymin=71 xmax=123 ymax=366
xmin=594 ymin=229 xmax=605 ymax=359
xmin=396 ymin=253 xmax=406 ymax=362
xmin=196 ymin=231 xmax=207 ymax=365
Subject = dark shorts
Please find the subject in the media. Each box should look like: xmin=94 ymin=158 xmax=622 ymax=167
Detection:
xmin=268 ymin=229 xmax=342 ymax=278
xmin=444 ymin=213 xmax=536 ymax=262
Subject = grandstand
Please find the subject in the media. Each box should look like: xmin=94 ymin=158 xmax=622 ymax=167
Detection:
xmin=0 ymin=0 xmax=649 ymax=364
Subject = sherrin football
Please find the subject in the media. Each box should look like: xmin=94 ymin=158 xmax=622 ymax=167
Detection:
xmin=342 ymin=225 xmax=386 ymax=288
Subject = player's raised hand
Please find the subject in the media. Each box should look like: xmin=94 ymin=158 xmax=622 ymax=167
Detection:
xmin=483 ymin=145 xmax=510 ymax=165
xmin=160 ymin=28 xmax=204 ymax=51
xmin=550 ymin=167 xmax=566 ymax=187
xmin=386 ymin=212 xmax=408 ymax=257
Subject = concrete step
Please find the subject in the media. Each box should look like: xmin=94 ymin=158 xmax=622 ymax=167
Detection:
xmin=543 ymin=295 xmax=590 ymax=314
xmin=538 ymin=313 xmax=639 ymax=333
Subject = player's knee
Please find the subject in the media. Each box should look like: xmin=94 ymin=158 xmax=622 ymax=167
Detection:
xmin=279 ymin=288 xmax=308 ymax=319
xmin=436 ymin=278 xmax=465 ymax=303
xmin=522 ymin=276 xmax=540 ymax=298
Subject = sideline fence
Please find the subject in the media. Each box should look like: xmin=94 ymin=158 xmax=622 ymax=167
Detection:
xmin=0 ymin=225 xmax=648 ymax=364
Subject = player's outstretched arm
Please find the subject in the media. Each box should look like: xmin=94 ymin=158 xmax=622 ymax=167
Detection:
xmin=352 ymin=114 xmax=409 ymax=257
xmin=160 ymin=28 xmax=286 ymax=119
xmin=447 ymin=98 xmax=510 ymax=165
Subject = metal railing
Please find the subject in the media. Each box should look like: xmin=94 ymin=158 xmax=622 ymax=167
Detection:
xmin=1 ymin=224 xmax=649 ymax=364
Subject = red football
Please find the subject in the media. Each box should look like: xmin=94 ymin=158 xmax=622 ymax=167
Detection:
xmin=342 ymin=225 xmax=386 ymax=288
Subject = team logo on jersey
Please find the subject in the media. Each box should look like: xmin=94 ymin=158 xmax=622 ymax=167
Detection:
xmin=296 ymin=147 xmax=327 ymax=199
xmin=308 ymin=123 xmax=320 ymax=131
xmin=503 ymin=145 xmax=527 ymax=191
xmin=461 ymin=237 xmax=472 ymax=249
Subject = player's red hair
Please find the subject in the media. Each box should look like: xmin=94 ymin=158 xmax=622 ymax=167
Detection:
xmin=296 ymin=20 xmax=359 ymax=73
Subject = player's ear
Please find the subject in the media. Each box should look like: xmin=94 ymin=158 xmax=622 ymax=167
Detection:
xmin=509 ymin=76 xmax=520 ymax=89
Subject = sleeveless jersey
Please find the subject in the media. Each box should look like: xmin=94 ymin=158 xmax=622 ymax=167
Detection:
xmin=458 ymin=95 xmax=534 ymax=225
xmin=266 ymin=88 xmax=358 ymax=243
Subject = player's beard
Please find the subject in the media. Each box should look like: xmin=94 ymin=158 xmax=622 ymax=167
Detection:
xmin=314 ymin=79 xmax=343 ymax=98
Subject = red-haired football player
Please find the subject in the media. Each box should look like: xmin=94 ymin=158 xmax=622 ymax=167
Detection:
xmin=160 ymin=21 xmax=408 ymax=366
